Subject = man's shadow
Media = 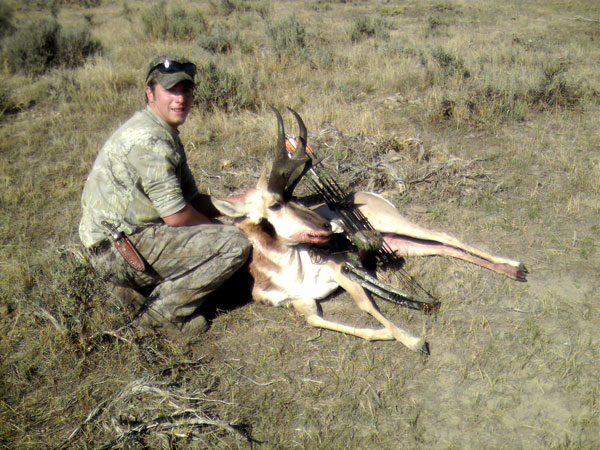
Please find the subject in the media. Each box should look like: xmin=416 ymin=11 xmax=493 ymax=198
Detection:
xmin=200 ymin=263 xmax=255 ymax=323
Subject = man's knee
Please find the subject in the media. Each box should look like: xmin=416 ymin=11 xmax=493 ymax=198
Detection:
xmin=224 ymin=226 xmax=251 ymax=263
xmin=204 ymin=225 xmax=251 ymax=270
xmin=130 ymin=225 xmax=252 ymax=336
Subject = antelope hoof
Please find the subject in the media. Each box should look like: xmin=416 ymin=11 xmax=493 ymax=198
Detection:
xmin=513 ymin=263 xmax=529 ymax=282
xmin=497 ymin=262 xmax=529 ymax=282
xmin=516 ymin=263 xmax=529 ymax=282
xmin=410 ymin=338 xmax=430 ymax=356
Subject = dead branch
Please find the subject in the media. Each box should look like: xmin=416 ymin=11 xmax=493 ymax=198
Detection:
xmin=405 ymin=157 xmax=491 ymax=188
xmin=56 ymin=372 xmax=250 ymax=449
xmin=112 ymin=410 xmax=248 ymax=442
xmin=22 ymin=301 xmax=69 ymax=335
xmin=574 ymin=15 xmax=600 ymax=23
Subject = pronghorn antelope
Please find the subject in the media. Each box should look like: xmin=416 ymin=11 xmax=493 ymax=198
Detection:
xmin=213 ymin=108 xmax=528 ymax=354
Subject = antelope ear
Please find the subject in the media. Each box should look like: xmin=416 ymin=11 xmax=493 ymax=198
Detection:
xmin=256 ymin=168 xmax=268 ymax=191
xmin=211 ymin=197 xmax=251 ymax=218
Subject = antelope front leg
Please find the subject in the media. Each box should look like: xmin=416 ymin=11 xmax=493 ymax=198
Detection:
xmin=291 ymin=298 xmax=397 ymax=342
xmin=334 ymin=269 xmax=430 ymax=355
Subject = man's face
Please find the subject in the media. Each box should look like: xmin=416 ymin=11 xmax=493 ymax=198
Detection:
xmin=146 ymin=81 xmax=194 ymax=130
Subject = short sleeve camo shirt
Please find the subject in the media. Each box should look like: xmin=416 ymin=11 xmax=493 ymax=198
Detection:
xmin=79 ymin=106 xmax=199 ymax=248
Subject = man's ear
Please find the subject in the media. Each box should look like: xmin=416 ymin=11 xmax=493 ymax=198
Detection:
xmin=145 ymin=85 xmax=154 ymax=104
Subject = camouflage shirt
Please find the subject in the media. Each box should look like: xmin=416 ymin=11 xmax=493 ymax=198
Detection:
xmin=79 ymin=106 xmax=199 ymax=248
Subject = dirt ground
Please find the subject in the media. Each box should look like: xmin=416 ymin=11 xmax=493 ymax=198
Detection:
xmin=165 ymin=108 xmax=599 ymax=448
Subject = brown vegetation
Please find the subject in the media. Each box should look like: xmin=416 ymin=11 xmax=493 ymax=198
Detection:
xmin=0 ymin=0 xmax=598 ymax=448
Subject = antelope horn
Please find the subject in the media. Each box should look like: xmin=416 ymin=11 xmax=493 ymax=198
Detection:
xmin=283 ymin=108 xmax=313 ymax=198
xmin=287 ymin=107 xmax=307 ymax=160
xmin=267 ymin=106 xmax=312 ymax=199
xmin=273 ymin=106 xmax=286 ymax=162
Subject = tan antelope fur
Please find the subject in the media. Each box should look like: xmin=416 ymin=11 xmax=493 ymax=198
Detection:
xmin=213 ymin=108 xmax=528 ymax=354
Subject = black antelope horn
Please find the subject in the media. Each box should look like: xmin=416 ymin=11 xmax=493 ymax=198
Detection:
xmin=273 ymin=106 xmax=286 ymax=163
xmin=267 ymin=106 xmax=312 ymax=199
xmin=284 ymin=107 xmax=313 ymax=198
xmin=287 ymin=107 xmax=307 ymax=160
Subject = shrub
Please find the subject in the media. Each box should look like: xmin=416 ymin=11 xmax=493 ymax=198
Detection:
xmin=381 ymin=7 xmax=406 ymax=16
xmin=198 ymin=24 xmax=238 ymax=54
xmin=44 ymin=253 xmax=104 ymax=333
xmin=213 ymin=0 xmax=271 ymax=18
xmin=253 ymin=1 xmax=272 ymax=20
xmin=194 ymin=62 xmax=256 ymax=112
xmin=431 ymin=47 xmax=470 ymax=78
xmin=22 ymin=0 xmax=101 ymax=6
xmin=3 ymin=19 xmax=101 ymax=75
xmin=350 ymin=16 xmax=376 ymax=42
xmin=265 ymin=15 xmax=306 ymax=58
xmin=428 ymin=62 xmax=586 ymax=128
xmin=141 ymin=1 xmax=207 ymax=41
xmin=427 ymin=16 xmax=447 ymax=32
xmin=527 ymin=64 xmax=581 ymax=110
xmin=214 ymin=0 xmax=250 ymax=16
xmin=69 ymin=0 xmax=102 ymax=6
xmin=57 ymin=25 xmax=102 ymax=68
xmin=0 ymin=85 xmax=14 ymax=115
xmin=350 ymin=16 xmax=390 ymax=43
xmin=0 ymin=0 xmax=14 ymax=38
xmin=4 ymin=19 xmax=60 ymax=75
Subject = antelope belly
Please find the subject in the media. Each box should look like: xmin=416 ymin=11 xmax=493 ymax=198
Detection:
xmin=255 ymin=249 xmax=338 ymax=307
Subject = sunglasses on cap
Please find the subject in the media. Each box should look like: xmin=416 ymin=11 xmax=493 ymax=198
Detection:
xmin=146 ymin=59 xmax=197 ymax=80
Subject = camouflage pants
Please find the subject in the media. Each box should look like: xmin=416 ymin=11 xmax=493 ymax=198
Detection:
xmin=89 ymin=223 xmax=251 ymax=335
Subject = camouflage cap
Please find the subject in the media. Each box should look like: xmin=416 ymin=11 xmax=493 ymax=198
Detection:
xmin=145 ymin=54 xmax=196 ymax=89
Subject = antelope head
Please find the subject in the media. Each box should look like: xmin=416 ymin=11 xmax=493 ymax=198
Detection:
xmin=213 ymin=107 xmax=332 ymax=245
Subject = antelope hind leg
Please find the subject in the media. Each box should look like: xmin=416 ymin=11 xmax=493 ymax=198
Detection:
xmin=352 ymin=191 xmax=528 ymax=281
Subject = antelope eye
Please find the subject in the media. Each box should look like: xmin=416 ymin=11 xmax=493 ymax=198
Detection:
xmin=268 ymin=203 xmax=283 ymax=211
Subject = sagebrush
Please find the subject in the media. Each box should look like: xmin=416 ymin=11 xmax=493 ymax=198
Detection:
xmin=2 ymin=18 xmax=100 ymax=75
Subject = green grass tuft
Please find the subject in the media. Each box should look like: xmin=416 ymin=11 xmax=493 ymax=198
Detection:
xmin=141 ymin=1 xmax=208 ymax=41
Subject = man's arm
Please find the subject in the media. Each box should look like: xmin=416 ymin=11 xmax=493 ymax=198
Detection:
xmin=162 ymin=203 xmax=212 ymax=227
xmin=188 ymin=193 xmax=222 ymax=219
xmin=162 ymin=193 xmax=224 ymax=227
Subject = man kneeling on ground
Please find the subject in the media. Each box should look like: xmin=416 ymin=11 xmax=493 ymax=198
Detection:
xmin=79 ymin=55 xmax=251 ymax=343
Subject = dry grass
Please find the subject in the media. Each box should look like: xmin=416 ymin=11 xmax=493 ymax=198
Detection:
xmin=1 ymin=0 xmax=599 ymax=448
